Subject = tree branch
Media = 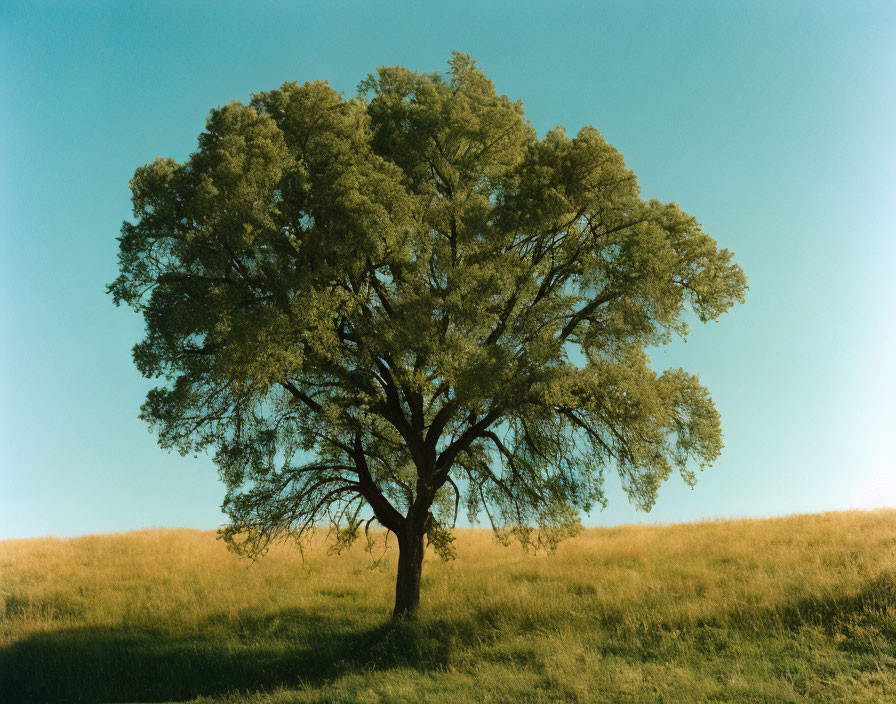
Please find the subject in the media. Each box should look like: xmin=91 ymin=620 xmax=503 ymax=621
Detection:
xmin=351 ymin=434 xmax=405 ymax=533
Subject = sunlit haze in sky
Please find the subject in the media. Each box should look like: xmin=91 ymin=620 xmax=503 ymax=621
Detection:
xmin=1 ymin=1 xmax=894 ymax=538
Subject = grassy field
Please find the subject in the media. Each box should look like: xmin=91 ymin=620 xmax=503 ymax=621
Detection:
xmin=1 ymin=510 xmax=894 ymax=703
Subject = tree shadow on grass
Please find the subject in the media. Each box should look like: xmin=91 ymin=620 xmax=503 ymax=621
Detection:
xmin=746 ymin=571 xmax=896 ymax=650
xmin=1 ymin=608 xmax=458 ymax=703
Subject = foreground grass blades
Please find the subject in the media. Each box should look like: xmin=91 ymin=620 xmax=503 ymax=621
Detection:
xmin=2 ymin=510 xmax=895 ymax=703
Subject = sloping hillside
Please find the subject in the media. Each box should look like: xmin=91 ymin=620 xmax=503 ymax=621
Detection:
xmin=2 ymin=510 xmax=894 ymax=702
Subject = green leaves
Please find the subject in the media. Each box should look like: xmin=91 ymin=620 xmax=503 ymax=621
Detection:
xmin=111 ymin=54 xmax=746 ymax=557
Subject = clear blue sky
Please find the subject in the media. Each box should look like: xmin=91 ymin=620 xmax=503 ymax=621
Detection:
xmin=1 ymin=1 xmax=894 ymax=539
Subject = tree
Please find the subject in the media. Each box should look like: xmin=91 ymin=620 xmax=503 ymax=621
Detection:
xmin=110 ymin=53 xmax=747 ymax=619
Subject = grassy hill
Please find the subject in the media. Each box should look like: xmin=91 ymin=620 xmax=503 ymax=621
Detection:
xmin=2 ymin=510 xmax=894 ymax=703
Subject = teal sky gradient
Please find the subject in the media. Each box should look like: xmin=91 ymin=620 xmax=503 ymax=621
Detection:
xmin=2 ymin=1 xmax=894 ymax=538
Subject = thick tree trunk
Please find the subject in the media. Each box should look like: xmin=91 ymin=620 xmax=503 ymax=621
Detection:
xmin=392 ymin=525 xmax=425 ymax=619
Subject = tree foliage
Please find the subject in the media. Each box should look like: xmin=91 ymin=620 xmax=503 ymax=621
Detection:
xmin=110 ymin=53 xmax=746 ymax=615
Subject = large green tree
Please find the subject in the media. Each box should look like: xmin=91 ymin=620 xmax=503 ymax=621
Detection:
xmin=110 ymin=54 xmax=746 ymax=619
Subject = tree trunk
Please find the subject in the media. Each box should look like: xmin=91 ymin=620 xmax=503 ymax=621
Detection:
xmin=392 ymin=525 xmax=425 ymax=619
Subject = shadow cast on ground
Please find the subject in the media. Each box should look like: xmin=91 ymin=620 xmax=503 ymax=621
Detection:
xmin=1 ymin=608 xmax=459 ymax=703
xmin=6 ymin=573 xmax=893 ymax=702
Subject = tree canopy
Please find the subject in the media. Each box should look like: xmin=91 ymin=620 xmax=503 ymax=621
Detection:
xmin=110 ymin=53 xmax=747 ymax=618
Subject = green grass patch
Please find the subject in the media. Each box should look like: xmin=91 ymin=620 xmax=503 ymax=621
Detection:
xmin=2 ymin=511 xmax=895 ymax=702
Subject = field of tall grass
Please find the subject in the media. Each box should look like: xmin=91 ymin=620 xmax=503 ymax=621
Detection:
xmin=2 ymin=510 xmax=894 ymax=703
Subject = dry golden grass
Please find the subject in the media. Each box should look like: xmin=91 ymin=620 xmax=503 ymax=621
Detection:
xmin=2 ymin=510 xmax=895 ymax=702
